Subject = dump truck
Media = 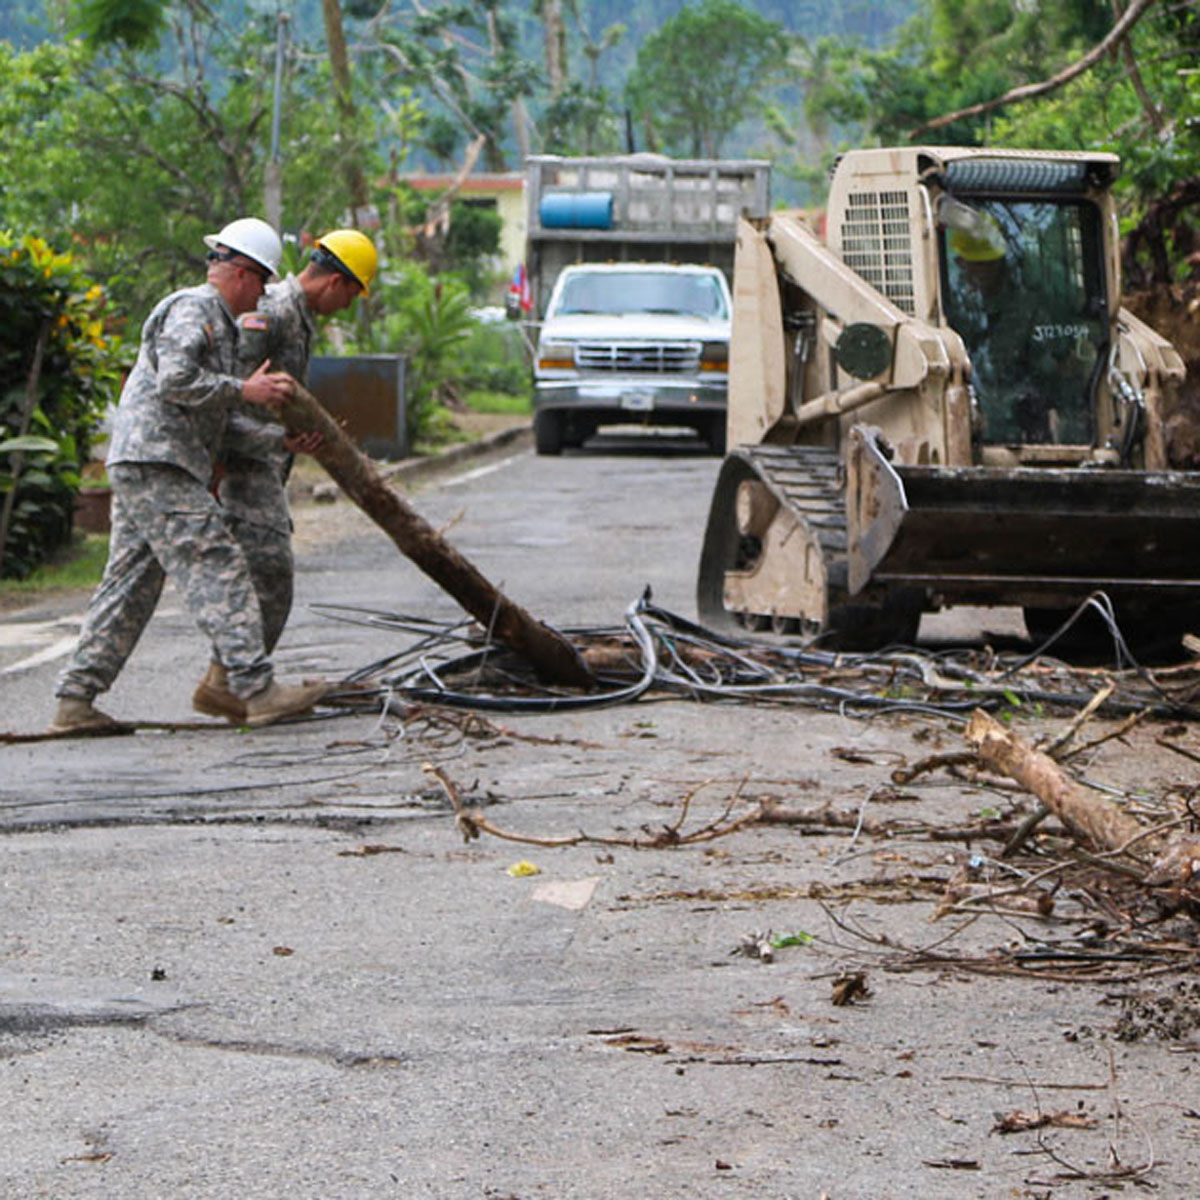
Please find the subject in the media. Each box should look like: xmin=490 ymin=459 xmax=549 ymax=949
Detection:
xmin=518 ymin=154 xmax=771 ymax=454
xmin=697 ymin=146 xmax=1197 ymax=648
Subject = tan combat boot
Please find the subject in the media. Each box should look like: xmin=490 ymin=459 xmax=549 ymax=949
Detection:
xmin=192 ymin=662 xmax=247 ymax=722
xmin=243 ymin=679 xmax=329 ymax=728
xmin=49 ymin=697 xmax=124 ymax=734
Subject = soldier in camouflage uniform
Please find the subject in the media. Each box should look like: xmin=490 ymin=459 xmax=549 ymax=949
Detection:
xmin=193 ymin=230 xmax=379 ymax=721
xmin=52 ymin=219 xmax=329 ymax=732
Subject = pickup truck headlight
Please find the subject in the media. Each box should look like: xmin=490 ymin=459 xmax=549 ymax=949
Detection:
xmin=537 ymin=341 xmax=576 ymax=370
xmin=700 ymin=341 xmax=729 ymax=372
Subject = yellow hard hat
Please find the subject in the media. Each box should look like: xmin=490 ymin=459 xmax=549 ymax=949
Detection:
xmin=950 ymin=222 xmax=1006 ymax=263
xmin=313 ymin=229 xmax=378 ymax=295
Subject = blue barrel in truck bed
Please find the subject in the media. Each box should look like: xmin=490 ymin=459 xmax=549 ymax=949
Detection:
xmin=539 ymin=191 xmax=614 ymax=230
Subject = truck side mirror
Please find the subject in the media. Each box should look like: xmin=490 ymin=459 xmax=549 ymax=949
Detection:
xmin=505 ymin=294 xmax=521 ymax=321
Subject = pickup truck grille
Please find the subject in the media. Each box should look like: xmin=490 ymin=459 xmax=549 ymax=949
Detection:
xmin=574 ymin=341 xmax=702 ymax=373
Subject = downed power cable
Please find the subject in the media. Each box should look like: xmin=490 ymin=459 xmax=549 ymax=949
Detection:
xmin=318 ymin=590 xmax=1200 ymax=723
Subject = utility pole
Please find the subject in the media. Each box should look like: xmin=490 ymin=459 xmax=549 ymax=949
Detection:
xmin=264 ymin=10 xmax=290 ymax=232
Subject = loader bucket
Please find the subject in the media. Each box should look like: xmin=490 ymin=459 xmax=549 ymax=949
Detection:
xmin=846 ymin=427 xmax=1200 ymax=608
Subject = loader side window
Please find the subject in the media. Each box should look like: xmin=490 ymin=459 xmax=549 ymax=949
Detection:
xmin=941 ymin=199 xmax=1106 ymax=446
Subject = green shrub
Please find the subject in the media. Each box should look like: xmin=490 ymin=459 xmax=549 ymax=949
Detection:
xmin=443 ymin=201 xmax=502 ymax=295
xmin=405 ymin=278 xmax=476 ymax=443
xmin=325 ymin=264 xmax=479 ymax=447
xmin=459 ymin=321 xmax=532 ymax=397
xmin=0 ymin=232 xmax=128 ymax=579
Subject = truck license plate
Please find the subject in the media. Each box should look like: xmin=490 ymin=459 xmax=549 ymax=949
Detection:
xmin=621 ymin=391 xmax=654 ymax=411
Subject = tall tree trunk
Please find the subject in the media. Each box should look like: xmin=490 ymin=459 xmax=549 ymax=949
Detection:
xmin=480 ymin=7 xmax=512 ymax=171
xmin=541 ymin=0 xmax=567 ymax=95
xmin=512 ymin=97 xmax=531 ymax=166
xmin=320 ymin=0 xmax=370 ymax=215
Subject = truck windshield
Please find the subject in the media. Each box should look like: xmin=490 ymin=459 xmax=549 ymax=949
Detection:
xmin=940 ymin=198 xmax=1107 ymax=446
xmin=556 ymin=271 xmax=728 ymax=318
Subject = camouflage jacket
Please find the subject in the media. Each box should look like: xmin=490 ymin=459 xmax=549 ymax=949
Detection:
xmin=218 ymin=276 xmax=316 ymax=532
xmin=107 ymin=284 xmax=244 ymax=484
xmin=245 ymin=274 xmax=315 ymax=383
xmin=222 ymin=275 xmax=316 ymax=466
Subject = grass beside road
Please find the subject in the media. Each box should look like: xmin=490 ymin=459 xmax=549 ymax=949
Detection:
xmin=0 ymin=532 xmax=109 ymax=612
xmin=413 ymin=393 xmax=531 ymax=456
xmin=462 ymin=388 xmax=531 ymax=416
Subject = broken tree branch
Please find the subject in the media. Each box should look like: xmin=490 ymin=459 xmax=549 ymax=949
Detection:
xmin=908 ymin=0 xmax=1158 ymax=137
xmin=1040 ymin=682 xmax=1116 ymax=758
xmin=1060 ymin=707 xmax=1149 ymax=762
xmin=966 ymin=710 xmax=1147 ymax=856
xmin=278 ymin=384 xmax=593 ymax=689
xmin=422 ymin=762 xmax=764 ymax=848
xmin=891 ymin=750 xmax=977 ymax=785
xmin=965 ymin=709 xmax=1200 ymax=897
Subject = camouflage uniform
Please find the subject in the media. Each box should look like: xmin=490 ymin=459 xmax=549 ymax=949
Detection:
xmin=56 ymin=284 xmax=272 ymax=702
xmin=218 ymin=275 xmax=316 ymax=651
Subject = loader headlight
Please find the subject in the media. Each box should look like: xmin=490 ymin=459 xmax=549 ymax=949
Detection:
xmin=537 ymin=341 xmax=576 ymax=370
xmin=700 ymin=341 xmax=729 ymax=372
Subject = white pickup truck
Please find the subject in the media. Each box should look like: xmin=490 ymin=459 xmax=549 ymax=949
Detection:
xmin=532 ymin=261 xmax=733 ymax=454
xmin=517 ymin=154 xmax=770 ymax=455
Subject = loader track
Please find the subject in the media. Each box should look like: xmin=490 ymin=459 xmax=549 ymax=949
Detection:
xmin=734 ymin=444 xmax=850 ymax=593
xmin=697 ymin=443 xmax=923 ymax=646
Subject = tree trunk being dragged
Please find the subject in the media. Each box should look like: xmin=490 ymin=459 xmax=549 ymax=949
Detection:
xmin=280 ymin=384 xmax=593 ymax=689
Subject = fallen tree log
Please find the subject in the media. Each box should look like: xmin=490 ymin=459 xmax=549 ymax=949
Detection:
xmin=965 ymin=709 xmax=1144 ymax=853
xmin=279 ymin=384 xmax=594 ymax=689
xmin=965 ymin=709 xmax=1200 ymax=895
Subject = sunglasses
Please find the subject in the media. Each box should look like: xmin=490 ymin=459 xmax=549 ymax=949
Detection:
xmin=311 ymin=245 xmax=363 ymax=292
xmin=206 ymin=248 xmax=270 ymax=284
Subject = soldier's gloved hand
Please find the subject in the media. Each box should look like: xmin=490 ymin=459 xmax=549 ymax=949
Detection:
xmin=283 ymin=431 xmax=323 ymax=456
xmin=242 ymin=360 xmax=295 ymax=409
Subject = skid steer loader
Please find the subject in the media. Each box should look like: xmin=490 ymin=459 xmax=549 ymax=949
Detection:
xmin=696 ymin=146 xmax=1198 ymax=648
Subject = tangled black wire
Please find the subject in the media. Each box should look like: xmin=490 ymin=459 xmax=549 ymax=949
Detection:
xmin=314 ymin=590 xmax=1200 ymax=725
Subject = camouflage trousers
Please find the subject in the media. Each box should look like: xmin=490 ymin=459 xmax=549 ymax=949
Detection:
xmin=217 ymin=455 xmax=294 ymax=655
xmin=56 ymin=463 xmax=272 ymax=701
xmin=225 ymin=516 xmax=293 ymax=655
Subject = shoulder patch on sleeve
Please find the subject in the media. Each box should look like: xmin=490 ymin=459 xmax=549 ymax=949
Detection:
xmin=240 ymin=313 xmax=270 ymax=332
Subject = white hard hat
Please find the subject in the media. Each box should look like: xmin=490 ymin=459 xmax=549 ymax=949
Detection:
xmin=204 ymin=217 xmax=282 ymax=278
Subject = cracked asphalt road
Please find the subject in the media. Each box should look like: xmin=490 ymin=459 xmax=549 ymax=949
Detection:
xmin=2 ymin=430 xmax=1199 ymax=1198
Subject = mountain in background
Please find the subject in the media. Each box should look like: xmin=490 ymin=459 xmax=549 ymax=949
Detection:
xmin=8 ymin=1 xmax=913 ymax=84
xmin=6 ymin=0 xmax=917 ymax=203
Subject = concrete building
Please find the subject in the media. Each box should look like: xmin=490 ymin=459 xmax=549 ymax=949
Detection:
xmin=401 ymin=171 xmax=526 ymax=278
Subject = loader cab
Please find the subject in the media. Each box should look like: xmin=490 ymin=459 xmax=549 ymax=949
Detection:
xmin=938 ymin=194 xmax=1108 ymax=449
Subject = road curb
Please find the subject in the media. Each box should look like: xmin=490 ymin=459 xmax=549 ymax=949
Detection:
xmin=311 ymin=423 xmax=532 ymax=501
xmin=386 ymin=423 xmax=533 ymax=487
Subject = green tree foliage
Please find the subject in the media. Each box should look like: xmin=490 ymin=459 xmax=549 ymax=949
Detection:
xmin=799 ymin=0 xmax=1200 ymax=282
xmin=345 ymin=0 xmax=540 ymax=172
xmin=70 ymin=0 xmax=164 ymax=48
xmin=990 ymin=3 xmax=1200 ymax=286
xmin=443 ymin=200 xmax=502 ymax=289
xmin=802 ymin=0 xmax=1125 ymax=144
xmin=326 ymin=262 xmax=475 ymax=444
xmin=541 ymin=76 xmax=623 ymax=155
xmin=0 ymin=232 xmax=128 ymax=578
xmin=542 ymin=3 xmax=625 ymax=154
xmin=625 ymin=0 xmax=789 ymax=157
xmin=0 ymin=5 xmax=400 ymax=323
